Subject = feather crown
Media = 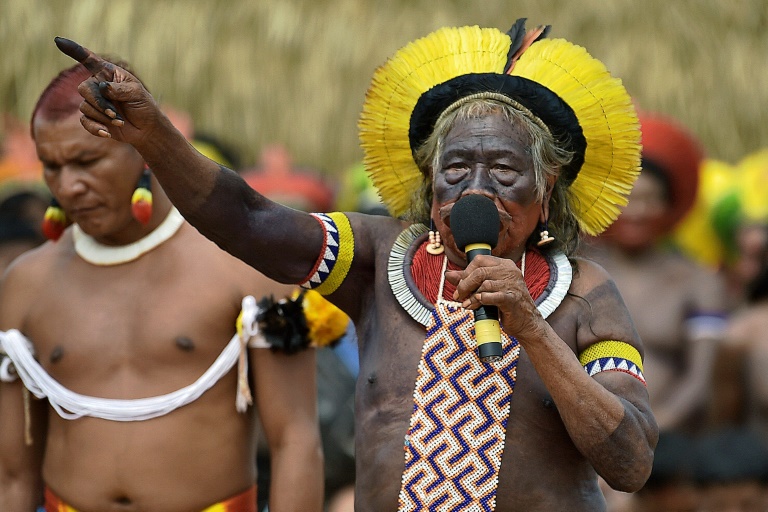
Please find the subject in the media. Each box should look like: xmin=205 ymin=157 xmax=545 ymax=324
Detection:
xmin=358 ymin=19 xmax=641 ymax=235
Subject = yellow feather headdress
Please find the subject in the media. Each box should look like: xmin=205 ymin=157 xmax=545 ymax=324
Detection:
xmin=358 ymin=20 xmax=641 ymax=235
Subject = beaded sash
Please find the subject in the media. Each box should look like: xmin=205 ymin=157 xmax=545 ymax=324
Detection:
xmin=398 ymin=259 xmax=520 ymax=511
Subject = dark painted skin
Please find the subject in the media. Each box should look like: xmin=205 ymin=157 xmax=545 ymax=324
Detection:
xmin=53 ymin=39 xmax=658 ymax=511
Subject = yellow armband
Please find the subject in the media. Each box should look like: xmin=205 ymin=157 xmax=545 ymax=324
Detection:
xmin=579 ymin=340 xmax=645 ymax=385
xmin=300 ymin=212 xmax=354 ymax=295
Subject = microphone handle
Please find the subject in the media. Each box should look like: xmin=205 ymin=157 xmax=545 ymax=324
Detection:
xmin=465 ymin=245 xmax=503 ymax=363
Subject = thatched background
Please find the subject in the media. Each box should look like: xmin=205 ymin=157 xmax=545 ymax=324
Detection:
xmin=2 ymin=0 xmax=767 ymax=179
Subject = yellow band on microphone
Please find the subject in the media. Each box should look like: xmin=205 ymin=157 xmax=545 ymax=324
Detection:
xmin=475 ymin=319 xmax=500 ymax=345
xmin=465 ymin=242 xmax=492 ymax=253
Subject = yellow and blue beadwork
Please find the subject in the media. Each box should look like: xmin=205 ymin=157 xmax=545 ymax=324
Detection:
xmin=579 ymin=340 xmax=645 ymax=385
xmin=300 ymin=212 xmax=354 ymax=296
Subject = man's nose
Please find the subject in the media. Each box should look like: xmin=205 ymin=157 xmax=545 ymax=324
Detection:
xmin=464 ymin=167 xmax=497 ymax=198
xmin=56 ymin=166 xmax=88 ymax=198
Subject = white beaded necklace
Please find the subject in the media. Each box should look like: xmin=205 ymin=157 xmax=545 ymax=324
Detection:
xmin=73 ymin=207 xmax=185 ymax=266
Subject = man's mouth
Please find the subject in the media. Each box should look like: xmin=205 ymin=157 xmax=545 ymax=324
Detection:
xmin=439 ymin=200 xmax=511 ymax=228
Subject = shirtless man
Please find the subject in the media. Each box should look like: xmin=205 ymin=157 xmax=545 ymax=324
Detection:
xmin=716 ymin=224 xmax=768 ymax=436
xmin=0 ymin=62 xmax=323 ymax=511
xmin=58 ymin=18 xmax=657 ymax=511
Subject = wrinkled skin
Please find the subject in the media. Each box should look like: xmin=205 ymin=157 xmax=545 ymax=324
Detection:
xmin=52 ymin=39 xmax=658 ymax=511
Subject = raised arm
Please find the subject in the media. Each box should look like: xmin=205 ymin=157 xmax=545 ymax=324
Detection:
xmin=54 ymin=37 xmax=322 ymax=283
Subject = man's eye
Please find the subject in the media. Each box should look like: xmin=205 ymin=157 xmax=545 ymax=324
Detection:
xmin=442 ymin=166 xmax=468 ymax=181
xmin=491 ymin=166 xmax=522 ymax=185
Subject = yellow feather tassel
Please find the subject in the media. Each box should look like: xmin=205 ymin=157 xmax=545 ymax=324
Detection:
xmin=507 ymin=38 xmax=640 ymax=235
xmin=359 ymin=26 xmax=510 ymax=218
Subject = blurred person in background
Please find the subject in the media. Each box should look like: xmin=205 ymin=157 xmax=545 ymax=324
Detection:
xmin=0 ymin=114 xmax=43 ymax=183
xmin=0 ymin=186 xmax=49 ymax=270
xmin=0 ymin=217 xmax=45 ymax=274
xmin=711 ymin=222 xmax=768 ymax=438
xmin=0 ymin=61 xmax=323 ymax=512
xmin=583 ymin=112 xmax=728 ymax=436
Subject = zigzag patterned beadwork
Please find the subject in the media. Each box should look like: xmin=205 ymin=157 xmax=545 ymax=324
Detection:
xmin=301 ymin=213 xmax=340 ymax=290
xmin=584 ymin=357 xmax=645 ymax=385
xmin=398 ymin=302 xmax=520 ymax=511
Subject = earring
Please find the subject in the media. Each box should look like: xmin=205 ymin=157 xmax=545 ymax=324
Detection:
xmin=131 ymin=166 xmax=153 ymax=225
xmin=427 ymin=220 xmax=444 ymax=255
xmin=537 ymin=220 xmax=555 ymax=247
xmin=41 ymin=197 xmax=67 ymax=241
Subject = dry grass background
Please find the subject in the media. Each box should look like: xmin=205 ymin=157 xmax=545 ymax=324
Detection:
xmin=1 ymin=0 xmax=767 ymax=179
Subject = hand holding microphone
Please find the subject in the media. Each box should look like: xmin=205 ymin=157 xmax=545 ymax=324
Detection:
xmin=450 ymin=195 xmax=502 ymax=363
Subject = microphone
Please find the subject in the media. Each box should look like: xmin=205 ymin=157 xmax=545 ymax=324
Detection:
xmin=450 ymin=195 xmax=502 ymax=363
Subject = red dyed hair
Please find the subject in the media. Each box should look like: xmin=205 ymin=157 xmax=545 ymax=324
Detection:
xmin=31 ymin=58 xmax=137 ymax=139
xmin=638 ymin=112 xmax=705 ymax=230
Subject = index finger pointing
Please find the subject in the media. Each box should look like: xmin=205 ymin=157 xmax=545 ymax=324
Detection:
xmin=54 ymin=37 xmax=113 ymax=79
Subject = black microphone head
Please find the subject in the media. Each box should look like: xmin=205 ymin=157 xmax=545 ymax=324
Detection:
xmin=450 ymin=195 xmax=500 ymax=250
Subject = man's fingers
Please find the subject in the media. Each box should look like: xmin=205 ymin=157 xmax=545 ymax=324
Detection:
xmin=54 ymin=37 xmax=89 ymax=62
xmin=98 ymin=82 xmax=123 ymax=122
xmin=54 ymin=37 xmax=113 ymax=79
xmin=80 ymin=98 xmax=118 ymax=128
xmin=78 ymin=114 xmax=112 ymax=139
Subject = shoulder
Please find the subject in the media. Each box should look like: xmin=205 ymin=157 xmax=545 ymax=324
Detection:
xmin=344 ymin=211 xmax=409 ymax=244
xmin=565 ymin=256 xmax=643 ymax=353
xmin=0 ymin=238 xmax=66 ymax=329
xmin=2 ymin=237 xmax=64 ymax=285
xmin=338 ymin=211 xmax=412 ymax=264
xmin=567 ymin=256 xmax=615 ymax=296
xmin=177 ymin=222 xmax=297 ymax=299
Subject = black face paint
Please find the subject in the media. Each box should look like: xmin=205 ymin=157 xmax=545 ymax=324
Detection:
xmin=432 ymin=114 xmax=538 ymax=214
xmin=429 ymin=113 xmax=544 ymax=262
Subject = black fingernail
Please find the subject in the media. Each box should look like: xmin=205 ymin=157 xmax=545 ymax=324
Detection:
xmin=54 ymin=37 xmax=88 ymax=62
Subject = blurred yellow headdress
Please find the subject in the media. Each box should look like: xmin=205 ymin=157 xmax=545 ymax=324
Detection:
xmin=674 ymin=149 xmax=768 ymax=268
xmin=358 ymin=19 xmax=640 ymax=235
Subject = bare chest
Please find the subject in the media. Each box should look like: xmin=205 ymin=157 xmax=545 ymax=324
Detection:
xmin=22 ymin=267 xmax=240 ymax=396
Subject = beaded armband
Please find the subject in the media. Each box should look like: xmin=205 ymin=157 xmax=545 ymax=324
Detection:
xmin=299 ymin=212 xmax=354 ymax=295
xmin=579 ymin=340 xmax=645 ymax=385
